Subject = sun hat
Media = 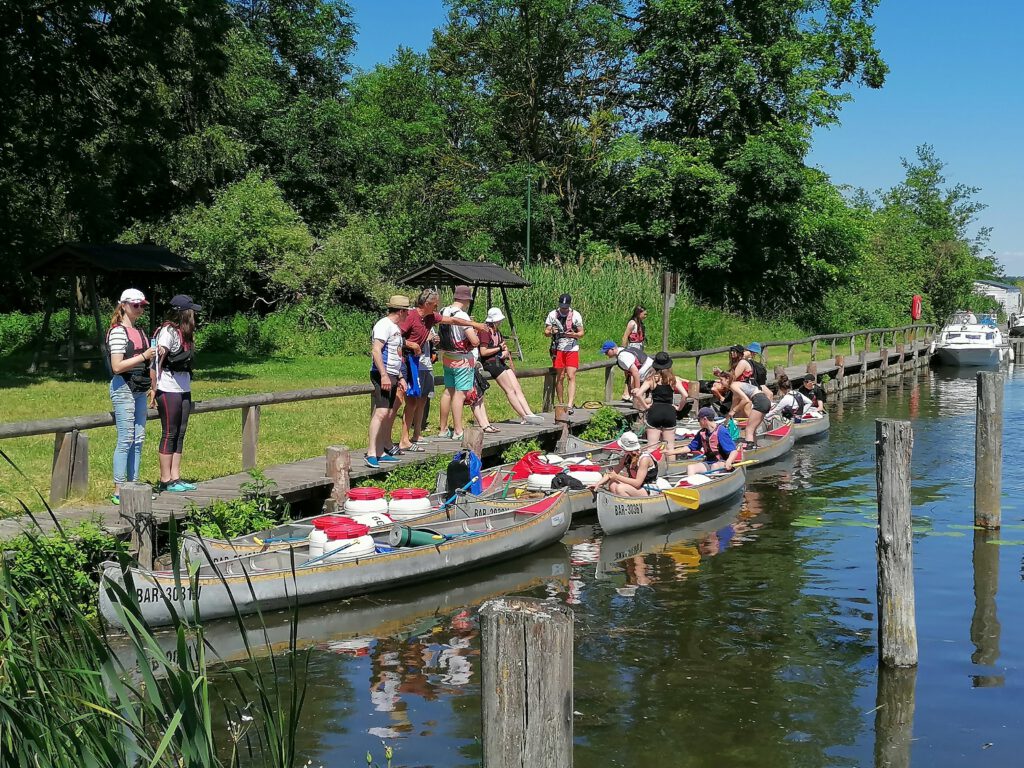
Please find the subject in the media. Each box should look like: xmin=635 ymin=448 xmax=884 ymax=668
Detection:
xmin=387 ymin=294 xmax=411 ymax=310
xmin=746 ymin=342 xmax=762 ymax=355
xmin=485 ymin=307 xmax=505 ymax=323
xmin=601 ymin=340 xmax=617 ymax=354
xmin=558 ymin=293 xmax=572 ymax=307
xmin=697 ymin=406 xmax=717 ymax=421
xmin=453 ymin=285 xmax=473 ymax=302
xmin=169 ymin=294 xmax=202 ymax=311
xmin=652 ymin=351 xmax=672 ymax=370
xmin=618 ymin=431 xmax=642 ymax=451
xmin=119 ymin=288 xmax=148 ymax=305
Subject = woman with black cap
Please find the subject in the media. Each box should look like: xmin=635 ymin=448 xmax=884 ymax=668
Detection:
xmin=635 ymin=351 xmax=693 ymax=457
xmin=153 ymin=294 xmax=201 ymax=493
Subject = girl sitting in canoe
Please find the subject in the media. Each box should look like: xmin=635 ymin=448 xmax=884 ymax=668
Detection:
xmin=593 ymin=431 xmax=658 ymax=497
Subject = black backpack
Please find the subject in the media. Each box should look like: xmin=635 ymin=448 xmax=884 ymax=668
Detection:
xmin=446 ymin=455 xmax=471 ymax=493
xmin=551 ymin=472 xmax=585 ymax=490
xmin=751 ymin=360 xmax=767 ymax=387
xmin=789 ymin=389 xmax=809 ymax=415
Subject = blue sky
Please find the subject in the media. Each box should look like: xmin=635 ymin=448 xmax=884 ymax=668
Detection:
xmin=348 ymin=1 xmax=1023 ymax=275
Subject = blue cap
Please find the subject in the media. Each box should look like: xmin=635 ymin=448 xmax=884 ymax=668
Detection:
xmin=746 ymin=342 xmax=762 ymax=354
xmin=601 ymin=340 xmax=617 ymax=354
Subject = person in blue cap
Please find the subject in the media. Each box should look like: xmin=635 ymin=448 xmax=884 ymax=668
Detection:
xmin=602 ymin=340 xmax=653 ymax=400
xmin=686 ymin=407 xmax=739 ymax=477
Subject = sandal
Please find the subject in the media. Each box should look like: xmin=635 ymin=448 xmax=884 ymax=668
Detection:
xmin=483 ymin=425 xmax=501 ymax=434
xmin=404 ymin=443 xmax=426 ymax=452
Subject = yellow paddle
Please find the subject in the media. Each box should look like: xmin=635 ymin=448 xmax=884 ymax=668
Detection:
xmin=662 ymin=486 xmax=700 ymax=509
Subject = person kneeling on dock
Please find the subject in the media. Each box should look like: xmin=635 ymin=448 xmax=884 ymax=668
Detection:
xmin=686 ymin=407 xmax=739 ymax=477
xmin=593 ymin=431 xmax=658 ymax=497
xmin=601 ymin=340 xmax=653 ymax=407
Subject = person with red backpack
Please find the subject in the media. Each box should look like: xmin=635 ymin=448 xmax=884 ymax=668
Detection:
xmin=153 ymin=294 xmax=201 ymax=493
xmin=107 ymin=289 xmax=157 ymax=505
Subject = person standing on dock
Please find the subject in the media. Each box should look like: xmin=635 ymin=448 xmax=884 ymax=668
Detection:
xmin=545 ymin=293 xmax=584 ymax=413
xmin=153 ymin=295 xmax=201 ymax=492
xmin=436 ymin=285 xmax=480 ymax=441
xmin=619 ymin=305 xmax=647 ymax=400
xmin=107 ymin=288 xmax=157 ymax=505
xmin=367 ymin=295 xmax=410 ymax=468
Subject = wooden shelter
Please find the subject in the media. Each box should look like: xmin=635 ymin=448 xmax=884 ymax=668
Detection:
xmin=397 ymin=260 xmax=532 ymax=360
xmin=28 ymin=243 xmax=193 ymax=373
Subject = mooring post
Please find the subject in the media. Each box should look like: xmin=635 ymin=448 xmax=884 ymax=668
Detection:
xmin=974 ymin=371 xmax=1002 ymax=529
xmin=325 ymin=445 xmax=351 ymax=514
xmin=49 ymin=429 xmax=89 ymax=506
xmin=241 ymin=404 xmax=260 ymax=471
xmin=876 ymin=419 xmax=918 ymax=667
xmin=122 ymin=482 xmax=156 ymax=570
xmin=553 ymin=405 xmax=571 ymax=452
xmin=463 ymin=425 xmax=485 ymax=460
xmin=480 ymin=597 xmax=574 ymax=768
xmin=542 ymin=368 xmax=557 ymax=412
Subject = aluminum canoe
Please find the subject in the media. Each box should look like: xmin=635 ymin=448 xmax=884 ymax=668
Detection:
xmin=596 ymin=468 xmax=746 ymax=535
xmin=100 ymin=492 xmax=572 ymax=628
xmin=791 ymin=411 xmax=830 ymax=440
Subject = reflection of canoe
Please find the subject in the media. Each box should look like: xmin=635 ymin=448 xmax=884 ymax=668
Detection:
xmin=100 ymin=492 xmax=572 ymax=628
xmin=595 ymin=469 xmax=746 ymax=535
xmin=113 ymin=544 xmax=570 ymax=672
xmin=792 ymin=411 xmax=830 ymax=440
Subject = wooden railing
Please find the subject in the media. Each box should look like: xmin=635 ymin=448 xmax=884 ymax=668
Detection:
xmin=0 ymin=324 xmax=934 ymax=506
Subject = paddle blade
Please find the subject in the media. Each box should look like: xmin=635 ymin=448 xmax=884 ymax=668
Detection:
xmin=662 ymin=486 xmax=700 ymax=509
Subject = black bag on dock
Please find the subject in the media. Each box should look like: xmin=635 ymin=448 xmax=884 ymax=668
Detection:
xmin=446 ymin=455 xmax=471 ymax=495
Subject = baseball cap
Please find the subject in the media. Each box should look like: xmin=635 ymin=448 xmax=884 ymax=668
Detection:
xmin=169 ymin=294 xmax=202 ymax=312
xmin=697 ymin=406 xmax=717 ymax=421
xmin=485 ymin=307 xmax=505 ymax=323
xmin=618 ymin=431 xmax=641 ymax=451
xmin=601 ymin=340 xmax=617 ymax=354
xmin=119 ymin=288 xmax=148 ymax=305
xmin=558 ymin=293 xmax=572 ymax=307
xmin=453 ymin=285 xmax=473 ymax=302
xmin=746 ymin=342 xmax=762 ymax=355
xmin=729 ymin=344 xmax=744 ymax=355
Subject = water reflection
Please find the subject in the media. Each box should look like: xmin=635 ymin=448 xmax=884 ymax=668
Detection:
xmin=970 ymin=529 xmax=1004 ymax=687
xmin=874 ymin=666 xmax=917 ymax=768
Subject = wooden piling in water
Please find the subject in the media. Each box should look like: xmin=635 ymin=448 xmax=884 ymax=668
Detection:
xmin=122 ymin=482 xmax=155 ymax=570
xmin=325 ymin=445 xmax=351 ymax=514
xmin=480 ymin=597 xmax=574 ymax=767
xmin=875 ymin=418 xmax=917 ymax=667
xmin=462 ymin=426 xmax=485 ymax=459
xmin=974 ymin=371 xmax=1002 ymax=529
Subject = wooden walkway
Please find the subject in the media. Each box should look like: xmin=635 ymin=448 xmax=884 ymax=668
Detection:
xmin=0 ymin=341 xmax=932 ymax=540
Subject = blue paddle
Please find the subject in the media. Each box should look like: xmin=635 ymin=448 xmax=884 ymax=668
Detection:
xmin=441 ymin=475 xmax=481 ymax=509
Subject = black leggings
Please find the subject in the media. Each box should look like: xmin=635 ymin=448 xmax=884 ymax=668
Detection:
xmin=157 ymin=391 xmax=192 ymax=455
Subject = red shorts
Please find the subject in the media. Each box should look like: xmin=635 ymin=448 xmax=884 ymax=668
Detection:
xmin=552 ymin=350 xmax=579 ymax=369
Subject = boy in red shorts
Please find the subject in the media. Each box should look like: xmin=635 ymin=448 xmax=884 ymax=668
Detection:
xmin=544 ymin=293 xmax=585 ymax=413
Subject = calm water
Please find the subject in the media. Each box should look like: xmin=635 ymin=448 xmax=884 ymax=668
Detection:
xmin=209 ymin=366 xmax=1024 ymax=767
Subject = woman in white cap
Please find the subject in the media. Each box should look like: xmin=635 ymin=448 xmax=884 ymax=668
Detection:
xmin=107 ymin=289 xmax=157 ymax=505
xmin=478 ymin=307 xmax=541 ymax=424
xmin=593 ymin=431 xmax=658 ymax=497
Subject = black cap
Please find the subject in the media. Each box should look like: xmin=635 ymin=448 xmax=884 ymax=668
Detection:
xmin=729 ymin=344 xmax=744 ymax=355
xmin=558 ymin=293 xmax=572 ymax=307
xmin=803 ymin=374 xmax=816 ymax=384
xmin=169 ymin=294 xmax=202 ymax=312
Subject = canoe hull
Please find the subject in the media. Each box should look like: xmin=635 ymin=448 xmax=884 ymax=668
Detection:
xmin=101 ymin=494 xmax=572 ymax=628
xmin=792 ymin=412 xmax=830 ymax=440
xmin=596 ymin=468 xmax=746 ymax=535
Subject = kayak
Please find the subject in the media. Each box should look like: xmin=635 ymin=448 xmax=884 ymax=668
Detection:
xmin=100 ymin=492 xmax=572 ymax=628
xmin=596 ymin=468 xmax=746 ymax=535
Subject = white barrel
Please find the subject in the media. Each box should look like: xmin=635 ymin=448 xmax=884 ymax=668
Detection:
xmin=567 ymin=470 xmax=603 ymax=486
xmin=308 ymin=528 xmax=328 ymax=558
xmin=350 ymin=511 xmax=393 ymax=528
xmin=527 ymin=473 xmax=557 ymax=490
xmin=541 ymin=454 xmax=564 ymax=465
xmin=344 ymin=497 xmax=389 ymax=515
xmin=325 ymin=534 xmax=376 ymax=562
xmin=387 ymin=497 xmax=432 ymax=521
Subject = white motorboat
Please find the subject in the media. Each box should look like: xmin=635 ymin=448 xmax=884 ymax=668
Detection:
xmin=930 ymin=312 xmax=1012 ymax=367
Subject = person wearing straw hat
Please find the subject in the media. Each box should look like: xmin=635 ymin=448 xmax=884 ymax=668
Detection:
xmin=478 ymin=307 xmax=542 ymax=424
xmin=367 ymin=295 xmax=411 ymax=468
xmin=593 ymin=430 xmax=658 ymax=497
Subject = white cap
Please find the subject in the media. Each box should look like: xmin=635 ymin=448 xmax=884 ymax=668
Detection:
xmin=486 ymin=307 xmax=505 ymax=323
xmin=119 ymin=288 xmax=148 ymax=305
xmin=618 ymin=431 xmax=642 ymax=451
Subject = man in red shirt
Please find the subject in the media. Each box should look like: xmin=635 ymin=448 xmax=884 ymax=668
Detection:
xmin=398 ymin=288 xmax=484 ymax=450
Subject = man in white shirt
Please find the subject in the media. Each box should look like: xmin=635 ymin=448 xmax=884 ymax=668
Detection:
xmin=544 ymin=293 xmax=584 ymax=413
xmin=602 ymin=341 xmax=654 ymax=394
xmin=367 ymin=295 xmax=410 ymax=468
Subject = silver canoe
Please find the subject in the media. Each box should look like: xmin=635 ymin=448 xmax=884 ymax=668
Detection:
xmin=100 ymin=492 xmax=572 ymax=628
xmin=595 ymin=468 xmax=746 ymax=535
xmin=792 ymin=411 xmax=830 ymax=440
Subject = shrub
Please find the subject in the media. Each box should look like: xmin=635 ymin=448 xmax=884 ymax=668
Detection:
xmin=356 ymin=454 xmax=451 ymax=492
xmin=579 ymin=406 xmax=627 ymax=442
xmin=184 ymin=470 xmax=287 ymax=537
xmin=501 ymin=438 xmax=542 ymax=463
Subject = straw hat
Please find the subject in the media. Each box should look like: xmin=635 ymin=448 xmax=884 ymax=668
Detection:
xmin=387 ymin=295 xmax=411 ymax=310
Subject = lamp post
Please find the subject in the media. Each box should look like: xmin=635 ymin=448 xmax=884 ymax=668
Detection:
xmin=525 ymin=174 xmax=532 ymax=266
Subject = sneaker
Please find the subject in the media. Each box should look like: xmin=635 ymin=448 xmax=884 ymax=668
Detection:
xmin=111 ymin=494 xmax=120 ymax=506
xmin=451 ymin=432 xmax=464 ymax=441
xmin=165 ymin=480 xmax=192 ymax=493
xmin=379 ymin=454 xmax=401 ymax=463
xmin=526 ymin=414 xmax=545 ymax=424
xmin=365 ymin=456 xmax=380 ymax=468
xmin=175 ymin=479 xmax=198 ymax=491
xmin=436 ymin=429 xmax=454 ymax=441
xmin=156 ymin=481 xmax=169 ymax=493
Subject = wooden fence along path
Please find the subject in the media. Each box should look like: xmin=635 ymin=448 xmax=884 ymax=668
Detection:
xmin=0 ymin=324 xmax=936 ymax=539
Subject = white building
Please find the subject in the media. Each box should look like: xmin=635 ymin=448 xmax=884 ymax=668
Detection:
xmin=973 ymin=279 xmax=1022 ymax=318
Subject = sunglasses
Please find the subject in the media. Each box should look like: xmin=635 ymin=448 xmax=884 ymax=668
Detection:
xmin=126 ymin=301 xmax=147 ymax=309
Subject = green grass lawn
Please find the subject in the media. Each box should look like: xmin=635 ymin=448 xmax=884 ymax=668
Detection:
xmin=0 ymin=320 xmax=897 ymax=513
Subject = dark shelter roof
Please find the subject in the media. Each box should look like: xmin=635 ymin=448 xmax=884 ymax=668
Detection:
xmin=397 ymin=259 xmax=530 ymax=289
xmin=30 ymin=243 xmax=193 ymax=276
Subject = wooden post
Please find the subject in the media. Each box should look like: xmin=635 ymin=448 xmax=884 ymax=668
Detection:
xmin=542 ymin=368 xmax=557 ymax=412
xmin=500 ymin=286 xmax=525 ymax=362
xmin=859 ymin=349 xmax=867 ymax=375
xmin=876 ymin=419 xmax=918 ymax=667
xmin=694 ymin=354 xmax=703 ymax=381
xmin=805 ymin=361 xmax=818 ymax=377
xmin=241 ymin=405 xmax=260 ymax=471
xmin=895 ymin=342 xmax=905 ymax=366
xmin=480 ymin=597 xmax=573 ymax=768
xmin=462 ymin=425 xmax=485 ymax=459
xmin=123 ymin=482 xmax=156 ymax=569
xmin=325 ymin=445 xmax=351 ymax=514
xmin=810 ymin=338 xmax=818 ymax=360
xmin=880 ymin=347 xmax=889 ymax=375
xmin=553 ymin=405 xmax=570 ymax=452
xmin=873 ymin=666 xmax=917 ymax=768
xmin=865 ymin=332 xmax=872 ymax=353
xmin=974 ymin=371 xmax=1003 ymax=529
xmin=604 ymin=364 xmax=615 ymax=403
xmin=834 ymin=355 xmax=845 ymax=388
xmin=830 ymin=337 xmax=836 ymax=357
xmin=49 ymin=429 xmax=89 ymax=506
xmin=786 ymin=343 xmax=794 ymax=367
